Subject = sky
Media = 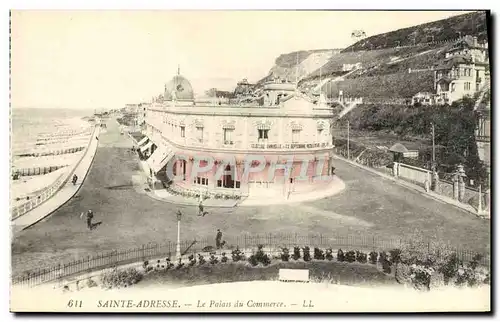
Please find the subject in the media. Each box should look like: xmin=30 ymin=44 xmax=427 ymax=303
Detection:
xmin=11 ymin=10 xmax=473 ymax=109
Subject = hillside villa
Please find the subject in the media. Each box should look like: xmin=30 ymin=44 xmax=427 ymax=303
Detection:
xmin=433 ymin=36 xmax=489 ymax=105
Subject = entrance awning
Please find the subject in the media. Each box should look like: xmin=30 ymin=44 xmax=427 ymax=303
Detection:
xmin=137 ymin=136 xmax=149 ymax=146
xmin=147 ymin=144 xmax=175 ymax=173
xmin=140 ymin=141 xmax=153 ymax=153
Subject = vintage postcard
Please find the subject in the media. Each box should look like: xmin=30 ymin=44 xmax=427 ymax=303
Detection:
xmin=9 ymin=9 xmax=491 ymax=313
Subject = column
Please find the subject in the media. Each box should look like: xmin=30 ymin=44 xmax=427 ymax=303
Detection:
xmin=452 ymin=175 xmax=459 ymax=200
xmin=458 ymin=176 xmax=465 ymax=202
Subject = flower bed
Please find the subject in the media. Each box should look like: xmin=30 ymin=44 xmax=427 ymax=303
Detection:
xmin=67 ymin=244 xmax=489 ymax=292
xmin=165 ymin=185 xmax=242 ymax=201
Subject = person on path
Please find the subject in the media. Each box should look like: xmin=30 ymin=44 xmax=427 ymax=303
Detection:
xmin=72 ymin=174 xmax=78 ymax=185
xmin=86 ymin=209 xmax=94 ymax=230
xmin=198 ymin=200 xmax=205 ymax=216
xmin=216 ymin=229 xmax=223 ymax=249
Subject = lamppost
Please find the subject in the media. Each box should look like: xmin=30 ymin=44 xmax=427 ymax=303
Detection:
xmin=176 ymin=210 xmax=182 ymax=260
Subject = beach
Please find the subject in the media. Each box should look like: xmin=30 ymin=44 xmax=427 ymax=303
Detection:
xmin=10 ymin=108 xmax=95 ymax=216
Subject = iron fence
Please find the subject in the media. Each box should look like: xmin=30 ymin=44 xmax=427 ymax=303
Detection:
xmin=12 ymin=233 xmax=490 ymax=288
xmin=11 ymin=126 xmax=100 ymax=220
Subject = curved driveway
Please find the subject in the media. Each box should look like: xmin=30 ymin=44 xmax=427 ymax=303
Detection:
xmin=12 ymin=119 xmax=490 ymax=274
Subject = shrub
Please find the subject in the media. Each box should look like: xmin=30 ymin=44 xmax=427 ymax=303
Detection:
xmin=325 ymin=248 xmax=334 ymax=261
xmin=231 ymin=248 xmax=245 ymax=262
xmin=379 ymin=252 xmax=392 ymax=274
xmin=369 ymin=251 xmax=378 ymax=264
xmin=100 ymin=268 xmax=142 ymax=289
xmin=345 ymin=251 xmax=356 ymax=263
xmin=337 ymin=249 xmax=345 ymax=262
xmin=292 ymin=247 xmax=301 ymax=261
xmin=209 ymin=252 xmax=219 ymax=265
xmin=314 ymin=247 xmax=325 ymax=260
xmin=197 ymin=254 xmax=206 ymax=266
xmin=303 ymin=247 xmax=311 ymax=262
xmin=142 ymin=261 xmax=149 ymax=269
xmin=389 ymin=249 xmax=402 ymax=264
xmin=356 ymin=251 xmax=367 ymax=264
xmin=395 ymin=263 xmax=412 ymax=285
xmin=281 ymin=248 xmax=290 ymax=262
xmin=221 ymin=252 xmax=228 ymax=263
xmin=175 ymin=259 xmax=184 ymax=270
xmin=144 ymin=266 xmax=153 ymax=273
xmin=455 ymin=256 xmax=489 ymax=288
xmin=87 ymin=278 xmax=98 ymax=288
xmin=188 ymin=254 xmax=197 ymax=267
xmin=254 ymin=245 xmax=271 ymax=266
xmin=248 ymin=255 xmax=259 ymax=266
xmin=438 ymin=253 xmax=460 ymax=285
xmin=410 ymin=264 xmax=434 ymax=291
xmin=165 ymin=258 xmax=174 ymax=270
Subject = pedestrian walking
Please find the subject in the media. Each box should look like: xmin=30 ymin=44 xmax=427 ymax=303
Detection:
xmin=216 ymin=229 xmax=222 ymax=249
xmin=86 ymin=210 xmax=94 ymax=230
xmin=72 ymin=174 xmax=78 ymax=185
xmin=198 ymin=200 xmax=205 ymax=216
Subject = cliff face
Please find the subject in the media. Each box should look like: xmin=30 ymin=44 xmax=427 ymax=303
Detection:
xmin=258 ymin=49 xmax=342 ymax=84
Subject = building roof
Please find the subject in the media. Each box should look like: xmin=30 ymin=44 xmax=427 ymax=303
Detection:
xmin=164 ymin=75 xmax=195 ymax=101
xmin=450 ymin=35 xmax=485 ymax=51
xmin=413 ymin=92 xmax=434 ymax=97
xmin=434 ymin=54 xmax=473 ymax=70
xmin=389 ymin=143 xmax=409 ymax=154
xmin=436 ymin=76 xmax=452 ymax=84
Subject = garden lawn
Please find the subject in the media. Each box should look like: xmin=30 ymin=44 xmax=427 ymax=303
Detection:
xmin=136 ymin=261 xmax=399 ymax=289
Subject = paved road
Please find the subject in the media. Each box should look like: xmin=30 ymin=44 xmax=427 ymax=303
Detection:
xmin=11 ymin=118 xmax=490 ymax=274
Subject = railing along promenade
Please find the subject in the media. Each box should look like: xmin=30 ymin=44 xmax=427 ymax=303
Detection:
xmin=12 ymin=233 xmax=489 ymax=287
xmin=10 ymin=126 xmax=99 ymax=220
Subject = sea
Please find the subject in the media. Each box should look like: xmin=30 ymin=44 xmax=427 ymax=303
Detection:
xmin=11 ymin=108 xmax=92 ymax=152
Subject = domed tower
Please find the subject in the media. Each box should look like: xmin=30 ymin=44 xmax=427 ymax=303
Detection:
xmin=163 ymin=67 xmax=195 ymax=103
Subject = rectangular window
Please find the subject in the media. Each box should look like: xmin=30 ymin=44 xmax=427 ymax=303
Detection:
xmin=292 ymin=129 xmax=301 ymax=143
xmin=180 ymin=126 xmax=185 ymax=138
xmin=195 ymin=177 xmax=208 ymax=186
xmin=258 ymin=129 xmax=269 ymax=142
xmin=196 ymin=126 xmax=204 ymax=143
xmin=223 ymin=129 xmax=234 ymax=145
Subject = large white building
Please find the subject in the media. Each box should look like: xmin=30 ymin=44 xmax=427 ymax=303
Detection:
xmin=141 ymin=72 xmax=336 ymax=200
xmin=434 ymin=36 xmax=489 ymax=105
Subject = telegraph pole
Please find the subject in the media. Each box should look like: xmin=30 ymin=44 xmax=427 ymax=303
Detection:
xmin=347 ymin=120 xmax=350 ymax=160
xmin=431 ymin=122 xmax=436 ymax=170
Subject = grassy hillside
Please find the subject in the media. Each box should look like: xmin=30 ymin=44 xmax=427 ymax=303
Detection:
xmin=254 ymin=11 xmax=489 ymax=100
xmin=344 ymin=11 xmax=488 ymax=52
xmin=324 ymin=71 xmax=435 ymax=99
xmin=335 ymin=97 xmax=488 ymax=185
